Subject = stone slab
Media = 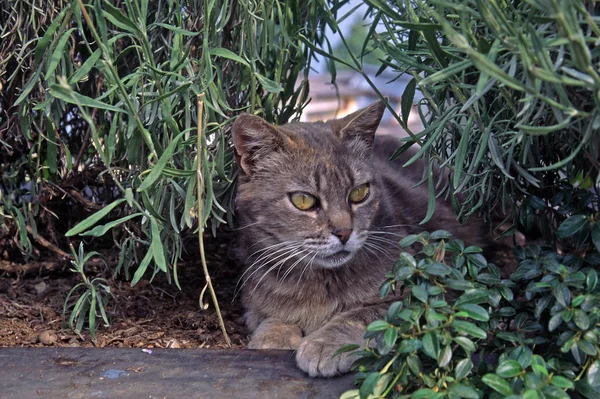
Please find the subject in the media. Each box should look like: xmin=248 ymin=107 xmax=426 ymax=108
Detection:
xmin=0 ymin=348 xmax=355 ymax=399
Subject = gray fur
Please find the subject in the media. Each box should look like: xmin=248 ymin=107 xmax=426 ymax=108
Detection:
xmin=231 ymin=101 xmax=486 ymax=377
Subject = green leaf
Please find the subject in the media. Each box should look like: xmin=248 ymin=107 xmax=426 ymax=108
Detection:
xmin=482 ymin=374 xmax=514 ymax=396
xmin=334 ymin=344 xmax=360 ymax=357
xmin=395 ymin=266 xmax=415 ymax=280
xmin=49 ymin=83 xmax=125 ymax=113
xmin=549 ymin=313 xmax=563 ymax=332
xmin=420 ymin=59 xmax=473 ymax=85
xmin=210 ymin=47 xmax=249 ymax=66
xmin=131 ymin=248 xmax=153 ymax=286
xmin=423 ymin=332 xmax=440 ymax=359
xmin=399 ymin=234 xmax=419 ymax=247
xmin=399 ymin=252 xmax=417 ymax=267
xmin=367 ymin=320 xmax=389 ymax=331
xmin=398 ymin=339 xmax=422 ymax=353
xmin=496 ymin=360 xmax=523 ymax=378
xmin=401 ymin=78 xmax=416 ymax=126
xmin=80 ymin=213 xmax=143 ymax=237
xmin=452 ymin=320 xmax=487 ymax=339
xmin=430 ymin=230 xmax=453 ymax=240
xmin=420 ymin=164 xmax=435 ymax=224
xmin=65 ymin=199 xmax=126 ymax=236
xmin=424 ymin=262 xmax=451 ymax=276
xmin=454 ymin=336 xmax=477 ymax=353
xmin=455 ymin=289 xmax=488 ymax=306
xmin=102 ymin=0 xmax=140 ymax=33
xmin=34 ymin=8 xmax=68 ymax=65
xmin=448 ymin=383 xmax=479 ymax=399
xmin=150 ymin=217 xmax=167 ymax=272
xmin=47 ymin=28 xmax=77 ymax=77
xmin=574 ymin=309 xmax=590 ymax=330
xmin=466 ymin=253 xmax=487 ymax=268
xmin=457 ymin=304 xmax=489 ymax=322
xmin=587 ymin=269 xmax=598 ymax=292
xmin=46 ymin=116 xmax=57 ymax=175
xmin=412 ymin=285 xmax=428 ymax=303
xmin=339 ymin=390 xmax=360 ymax=399
xmin=550 ymin=376 xmax=574 ymax=389
xmin=384 ymin=327 xmax=398 ymax=348
xmin=255 ymin=73 xmax=283 ymax=93
xmin=455 ymin=358 xmax=473 ymax=381
xmin=557 ymin=215 xmax=588 ymax=239
xmin=153 ymin=22 xmax=201 ymax=36
xmin=359 ymin=372 xmax=380 ymax=398
xmin=522 ymin=389 xmax=542 ymax=399
xmin=137 ymin=131 xmax=186 ymax=192
xmin=407 ymin=354 xmax=423 ymax=375
xmin=587 ymin=360 xmax=600 ymax=387
xmin=411 ymin=388 xmax=438 ymax=399
xmin=438 ymin=344 xmax=453 ymax=367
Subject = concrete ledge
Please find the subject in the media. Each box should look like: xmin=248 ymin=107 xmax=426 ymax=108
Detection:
xmin=0 ymin=348 xmax=354 ymax=398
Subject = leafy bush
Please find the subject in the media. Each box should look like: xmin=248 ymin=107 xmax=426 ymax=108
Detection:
xmin=1 ymin=0 xmax=332 ymax=337
xmin=340 ymin=227 xmax=600 ymax=399
xmin=318 ymin=0 xmax=599 ymax=232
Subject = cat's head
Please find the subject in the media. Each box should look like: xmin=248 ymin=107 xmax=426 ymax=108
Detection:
xmin=232 ymin=101 xmax=386 ymax=270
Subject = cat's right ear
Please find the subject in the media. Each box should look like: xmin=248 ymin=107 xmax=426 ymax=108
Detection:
xmin=232 ymin=113 xmax=288 ymax=175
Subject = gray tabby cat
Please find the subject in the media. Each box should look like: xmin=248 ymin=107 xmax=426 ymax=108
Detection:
xmin=231 ymin=101 xmax=485 ymax=377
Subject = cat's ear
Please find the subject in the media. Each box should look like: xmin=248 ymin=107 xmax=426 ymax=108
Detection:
xmin=336 ymin=100 xmax=386 ymax=146
xmin=232 ymin=113 xmax=290 ymax=175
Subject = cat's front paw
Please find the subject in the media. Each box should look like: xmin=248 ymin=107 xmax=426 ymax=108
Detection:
xmin=248 ymin=319 xmax=302 ymax=350
xmin=295 ymin=334 xmax=356 ymax=377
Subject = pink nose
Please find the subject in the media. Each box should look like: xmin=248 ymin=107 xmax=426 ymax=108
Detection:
xmin=333 ymin=228 xmax=352 ymax=244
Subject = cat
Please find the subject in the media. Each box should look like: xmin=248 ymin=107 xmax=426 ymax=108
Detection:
xmin=230 ymin=100 xmax=487 ymax=377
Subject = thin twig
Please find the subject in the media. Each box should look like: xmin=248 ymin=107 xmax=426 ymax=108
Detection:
xmin=196 ymin=93 xmax=231 ymax=346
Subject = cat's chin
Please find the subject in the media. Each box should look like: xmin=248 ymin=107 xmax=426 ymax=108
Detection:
xmin=314 ymin=250 xmax=354 ymax=269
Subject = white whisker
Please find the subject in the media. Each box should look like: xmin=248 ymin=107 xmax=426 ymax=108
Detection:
xmin=296 ymin=251 xmax=319 ymax=287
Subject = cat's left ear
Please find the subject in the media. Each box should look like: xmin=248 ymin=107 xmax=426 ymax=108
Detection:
xmin=336 ymin=100 xmax=386 ymax=146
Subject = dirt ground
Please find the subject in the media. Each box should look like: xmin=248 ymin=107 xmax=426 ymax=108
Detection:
xmin=0 ymin=235 xmax=248 ymax=349
xmin=0 ymin=231 xmax=518 ymax=350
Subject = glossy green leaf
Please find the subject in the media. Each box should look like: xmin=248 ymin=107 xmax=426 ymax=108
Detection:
xmin=482 ymin=374 xmax=514 ymax=396
xmin=438 ymin=344 xmax=452 ymax=367
xmin=423 ymin=332 xmax=440 ymax=359
xmin=457 ymin=304 xmax=489 ymax=322
xmin=496 ymin=360 xmax=523 ymax=378
xmin=557 ymin=215 xmax=588 ymax=239
xmin=455 ymin=358 xmax=473 ymax=381
xmin=452 ymin=320 xmax=487 ymax=339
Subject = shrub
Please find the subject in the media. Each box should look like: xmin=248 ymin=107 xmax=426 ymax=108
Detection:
xmin=316 ymin=0 xmax=599 ymax=233
xmin=0 ymin=0 xmax=335 ymax=336
xmin=340 ymin=227 xmax=600 ymax=399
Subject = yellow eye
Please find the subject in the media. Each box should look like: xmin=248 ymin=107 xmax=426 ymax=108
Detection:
xmin=290 ymin=192 xmax=317 ymax=211
xmin=349 ymin=183 xmax=370 ymax=204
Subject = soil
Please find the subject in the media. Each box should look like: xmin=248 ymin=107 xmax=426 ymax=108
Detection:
xmin=0 ymin=234 xmax=248 ymax=349
xmin=0 ymin=230 xmax=518 ymax=350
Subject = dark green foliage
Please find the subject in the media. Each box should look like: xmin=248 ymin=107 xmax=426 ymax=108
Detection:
xmin=341 ymin=230 xmax=600 ymax=399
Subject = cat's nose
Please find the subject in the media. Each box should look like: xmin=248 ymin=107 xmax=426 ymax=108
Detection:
xmin=333 ymin=228 xmax=352 ymax=244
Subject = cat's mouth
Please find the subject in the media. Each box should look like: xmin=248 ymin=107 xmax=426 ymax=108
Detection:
xmin=318 ymin=250 xmax=353 ymax=267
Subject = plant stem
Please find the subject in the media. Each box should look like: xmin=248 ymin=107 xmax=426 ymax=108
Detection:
xmin=196 ymin=93 xmax=231 ymax=347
